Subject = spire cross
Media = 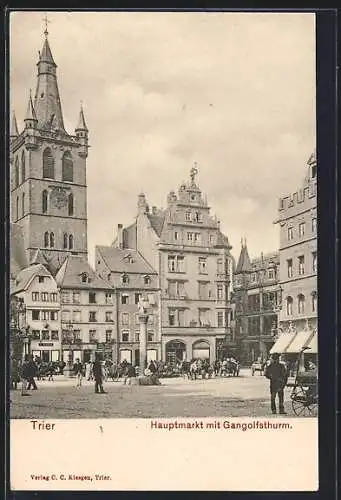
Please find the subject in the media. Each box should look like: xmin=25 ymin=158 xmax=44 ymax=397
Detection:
xmin=43 ymin=13 xmax=51 ymax=38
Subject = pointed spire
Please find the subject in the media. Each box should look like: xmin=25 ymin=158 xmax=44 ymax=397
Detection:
xmin=25 ymin=90 xmax=38 ymax=123
xmin=34 ymin=31 xmax=65 ymax=132
xmin=30 ymin=248 xmax=48 ymax=266
xmin=236 ymin=238 xmax=251 ymax=273
xmin=75 ymin=102 xmax=88 ymax=131
xmin=10 ymin=111 xmax=19 ymax=138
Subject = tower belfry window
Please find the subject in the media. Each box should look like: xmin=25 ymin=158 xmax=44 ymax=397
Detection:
xmin=42 ymin=190 xmax=48 ymax=213
xmin=69 ymin=234 xmax=73 ymax=250
xmin=44 ymin=231 xmax=49 ymax=247
xmin=14 ymin=157 xmax=19 ymax=187
xmin=62 ymin=151 xmax=73 ymax=182
xmin=50 ymin=232 xmax=55 ymax=248
xmin=63 ymin=233 xmax=68 ymax=249
xmin=68 ymin=193 xmax=74 ymax=216
xmin=22 ymin=192 xmax=25 ymax=217
xmin=43 ymin=148 xmax=55 ymax=179
xmin=21 ymin=151 xmax=26 ymax=183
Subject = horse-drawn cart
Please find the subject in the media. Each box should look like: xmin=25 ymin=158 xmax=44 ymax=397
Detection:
xmin=290 ymin=367 xmax=318 ymax=417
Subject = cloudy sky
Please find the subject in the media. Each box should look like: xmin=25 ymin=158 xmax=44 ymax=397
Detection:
xmin=10 ymin=11 xmax=316 ymax=265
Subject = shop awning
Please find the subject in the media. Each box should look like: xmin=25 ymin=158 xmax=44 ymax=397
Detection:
xmin=285 ymin=330 xmax=314 ymax=354
xmin=269 ymin=332 xmax=296 ymax=354
xmin=304 ymin=331 xmax=318 ymax=354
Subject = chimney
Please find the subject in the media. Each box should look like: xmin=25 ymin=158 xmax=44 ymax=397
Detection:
xmin=117 ymin=224 xmax=123 ymax=249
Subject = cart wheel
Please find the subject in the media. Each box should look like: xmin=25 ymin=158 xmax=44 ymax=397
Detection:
xmin=291 ymin=387 xmax=318 ymax=417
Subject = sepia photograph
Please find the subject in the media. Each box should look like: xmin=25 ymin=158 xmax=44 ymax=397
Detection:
xmin=8 ymin=9 xmax=319 ymax=491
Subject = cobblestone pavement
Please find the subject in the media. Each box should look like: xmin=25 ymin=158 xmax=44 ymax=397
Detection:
xmin=10 ymin=370 xmax=304 ymax=419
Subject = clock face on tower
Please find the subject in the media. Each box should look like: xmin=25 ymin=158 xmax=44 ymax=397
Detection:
xmin=50 ymin=186 xmax=68 ymax=209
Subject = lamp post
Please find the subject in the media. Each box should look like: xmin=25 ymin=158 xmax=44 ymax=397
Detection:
xmin=63 ymin=320 xmax=74 ymax=377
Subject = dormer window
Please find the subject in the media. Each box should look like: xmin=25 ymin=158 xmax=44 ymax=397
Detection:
xmin=81 ymin=272 xmax=89 ymax=283
xmin=123 ymin=253 xmax=134 ymax=264
xmin=144 ymin=275 xmax=151 ymax=285
xmin=121 ymin=274 xmax=129 ymax=285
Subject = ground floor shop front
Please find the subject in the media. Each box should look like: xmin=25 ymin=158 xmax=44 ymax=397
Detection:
xmin=239 ymin=337 xmax=276 ymax=365
xmin=161 ymin=335 xmax=228 ymax=364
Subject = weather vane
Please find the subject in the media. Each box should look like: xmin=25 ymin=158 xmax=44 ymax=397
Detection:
xmin=43 ymin=13 xmax=51 ymax=38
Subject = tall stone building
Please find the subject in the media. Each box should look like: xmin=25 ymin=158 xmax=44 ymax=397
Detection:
xmin=234 ymin=241 xmax=281 ymax=363
xmin=115 ymin=167 xmax=235 ymax=363
xmin=10 ymin=29 xmax=89 ymax=275
xmin=275 ymin=151 xmax=317 ymax=333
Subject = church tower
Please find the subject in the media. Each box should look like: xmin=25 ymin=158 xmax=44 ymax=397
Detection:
xmin=10 ymin=25 xmax=89 ymax=275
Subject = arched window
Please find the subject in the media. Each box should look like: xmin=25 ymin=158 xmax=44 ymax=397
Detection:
xmin=63 ymin=233 xmax=68 ymax=249
xmin=68 ymin=193 xmax=74 ymax=216
xmin=14 ymin=157 xmax=19 ymax=187
xmin=43 ymin=148 xmax=55 ymax=179
xmin=286 ymin=296 xmax=293 ymax=316
xmin=50 ymin=232 xmax=55 ymax=248
xmin=21 ymin=192 xmax=25 ymax=217
xmin=42 ymin=190 xmax=48 ymax=213
xmin=16 ymin=196 xmax=19 ymax=220
xmin=62 ymin=151 xmax=73 ymax=182
xmin=298 ymin=294 xmax=305 ymax=314
xmin=68 ymin=234 xmax=73 ymax=250
xmin=21 ymin=151 xmax=26 ymax=183
xmin=44 ymin=231 xmax=49 ymax=247
xmin=312 ymin=292 xmax=317 ymax=313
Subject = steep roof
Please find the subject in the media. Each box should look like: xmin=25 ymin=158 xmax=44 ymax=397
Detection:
xmin=10 ymin=111 xmax=19 ymax=137
xmin=12 ymin=264 xmax=52 ymax=294
xmin=215 ymin=231 xmax=231 ymax=249
xmin=55 ymin=254 xmax=112 ymax=289
xmin=30 ymin=248 xmax=49 ymax=266
xmin=147 ymin=212 xmax=165 ymax=237
xmin=25 ymin=91 xmax=37 ymax=121
xmin=97 ymin=246 xmax=157 ymax=275
xmin=236 ymin=244 xmax=251 ymax=273
xmin=40 ymin=37 xmax=56 ymax=65
xmin=76 ymin=105 xmax=88 ymax=131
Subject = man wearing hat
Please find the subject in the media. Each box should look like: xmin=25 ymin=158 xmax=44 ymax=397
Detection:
xmin=264 ymin=353 xmax=288 ymax=414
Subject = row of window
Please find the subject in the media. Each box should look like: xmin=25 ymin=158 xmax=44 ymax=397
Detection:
xmin=118 ymin=274 xmax=151 ymax=286
xmin=185 ymin=211 xmax=202 ymax=223
xmin=32 ymin=292 xmax=58 ymax=302
xmin=31 ymin=329 xmax=59 ymax=340
xmin=121 ymin=313 xmax=155 ymax=325
xmin=61 ymin=310 xmax=114 ymax=323
xmin=31 ymin=310 xmax=59 ymax=321
xmin=287 ymin=218 xmax=317 ymax=241
xmin=167 ymin=308 xmax=233 ymax=327
xmin=61 ymin=291 xmax=113 ymax=304
xmin=120 ymin=293 xmax=156 ymax=305
xmin=43 ymin=232 xmax=74 ymax=250
xmin=167 ymin=255 xmax=230 ymax=275
xmin=42 ymin=190 xmax=74 ymax=216
xmin=287 ymin=252 xmax=317 ymax=278
xmin=247 ymin=315 xmax=278 ymax=336
xmin=286 ymin=293 xmax=317 ymax=315
xmin=61 ymin=330 xmax=155 ymax=343
xmin=13 ymin=149 xmax=74 ymax=189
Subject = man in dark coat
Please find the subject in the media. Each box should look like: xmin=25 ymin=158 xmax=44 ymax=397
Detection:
xmin=93 ymin=355 xmax=106 ymax=394
xmin=25 ymin=355 xmax=38 ymax=390
xmin=265 ymin=353 xmax=288 ymax=414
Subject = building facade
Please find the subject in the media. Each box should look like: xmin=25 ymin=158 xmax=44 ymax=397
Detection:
xmin=234 ymin=241 xmax=281 ymax=364
xmin=11 ymin=262 xmax=61 ymax=362
xmin=10 ymin=31 xmax=89 ymax=275
xmin=95 ymin=243 xmax=161 ymax=365
xmin=55 ymin=255 xmax=115 ymax=363
xmin=116 ymin=168 xmax=235 ymax=363
xmin=275 ymin=152 xmax=317 ymax=332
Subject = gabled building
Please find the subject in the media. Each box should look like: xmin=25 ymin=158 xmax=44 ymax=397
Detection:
xmin=234 ymin=240 xmax=280 ymax=363
xmin=96 ymin=244 xmax=161 ymax=365
xmin=115 ymin=168 xmax=235 ymax=363
xmin=55 ymin=255 xmax=114 ymax=363
xmin=11 ymin=263 xmax=61 ymax=362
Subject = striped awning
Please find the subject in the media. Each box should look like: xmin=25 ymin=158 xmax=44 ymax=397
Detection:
xmin=304 ymin=331 xmax=318 ymax=354
xmin=285 ymin=330 xmax=314 ymax=354
xmin=269 ymin=332 xmax=296 ymax=354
